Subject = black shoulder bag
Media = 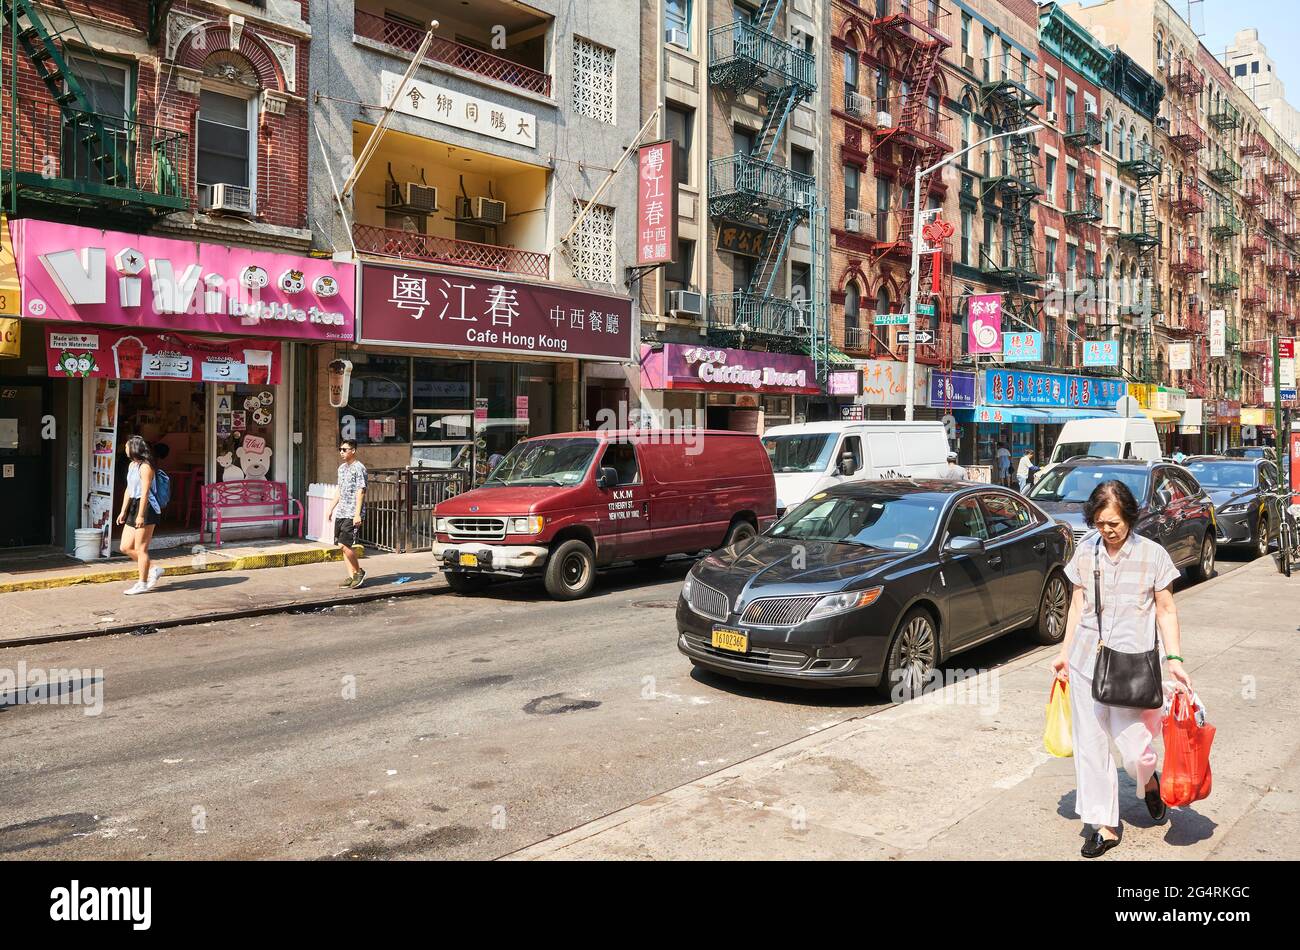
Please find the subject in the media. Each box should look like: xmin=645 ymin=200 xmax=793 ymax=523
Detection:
xmin=1091 ymin=538 xmax=1164 ymax=709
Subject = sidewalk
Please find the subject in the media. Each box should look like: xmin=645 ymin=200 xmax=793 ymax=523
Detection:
xmin=508 ymin=557 xmax=1299 ymax=861
xmin=0 ymin=550 xmax=449 ymax=648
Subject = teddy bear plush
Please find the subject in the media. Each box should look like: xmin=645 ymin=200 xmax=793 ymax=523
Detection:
xmin=236 ymin=442 xmax=272 ymax=479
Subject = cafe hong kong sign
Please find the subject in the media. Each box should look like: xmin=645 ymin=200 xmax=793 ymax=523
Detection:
xmin=359 ymin=262 xmax=633 ymax=361
xmin=10 ymin=219 xmax=354 ymax=341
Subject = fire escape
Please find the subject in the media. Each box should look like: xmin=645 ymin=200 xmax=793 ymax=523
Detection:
xmin=707 ymin=0 xmax=820 ymax=360
xmin=2 ymin=0 xmax=188 ymax=220
xmin=1116 ymin=138 xmax=1161 ymax=382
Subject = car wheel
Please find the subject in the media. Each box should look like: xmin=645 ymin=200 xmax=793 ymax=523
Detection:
xmin=445 ymin=572 xmax=493 ymax=595
xmin=1253 ymin=514 xmax=1269 ymax=560
xmin=544 ymin=539 xmax=596 ymax=600
xmin=722 ymin=518 xmax=757 ymax=549
xmin=1187 ymin=533 xmax=1216 ymax=583
xmin=1029 ymin=571 xmax=1069 ymax=645
xmin=878 ymin=608 xmax=938 ymax=702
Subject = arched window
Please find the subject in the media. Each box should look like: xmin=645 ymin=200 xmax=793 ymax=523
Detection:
xmin=875 ymin=63 xmax=889 ymax=112
xmin=1104 ymin=110 xmax=1113 ymax=152
xmin=844 ymin=42 xmax=859 ymax=99
xmin=875 ymin=285 xmax=891 ymax=317
xmin=1118 ymin=119 xmax=1127 ymax=160
xmin=1127 ymin=125 xmax=1136 ymax=161
xmin=845 ymin=282 xmax=861 ymax=332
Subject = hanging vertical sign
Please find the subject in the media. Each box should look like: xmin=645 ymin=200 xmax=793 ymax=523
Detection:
xmin=1279 ymin=338 xmax=1296 ymax=388
xmin=1209 ymin=309 xmax=1227 ymax=357
xmin=88 ymin=379 xmax=120 ymax=558
xmin=636 ymin=140 xmax=677 ymax=266
xmin=967 ymin=294 xmax=1003 ymax=354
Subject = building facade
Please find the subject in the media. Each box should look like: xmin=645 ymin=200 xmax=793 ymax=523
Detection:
xmin=1223 ymin=28 xmax=1300 ymax=157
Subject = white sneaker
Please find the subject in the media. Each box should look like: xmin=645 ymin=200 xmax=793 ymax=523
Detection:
xmin=147 ymin=566 xmax=164 ymax=590
xmin=123 ymin=581 xmax=149 ymax=595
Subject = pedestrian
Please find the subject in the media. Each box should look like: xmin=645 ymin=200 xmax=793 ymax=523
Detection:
xmin=1172 ymin=447 xmax=1187 ymax=464
xmin=326 ymin=439 xmax=368 ymax=589
xmin=116 ymin=435 xmax=164 ymax=595
xmin=1016 ymin=448 xmax=1036 ymax=493
xmin=941 ymin=451 xmax=968 ymax=480
xmin=996 ymin=442 xmax=1012 ymax=487
xmin=1050 ymin=480 xmax=1193 ymax=858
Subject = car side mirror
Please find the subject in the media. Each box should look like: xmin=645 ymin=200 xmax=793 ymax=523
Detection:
xmin=945 ymin=536 xmax=985 ymax=554
xmin=596 ymin=466 xmax=618 ymax=490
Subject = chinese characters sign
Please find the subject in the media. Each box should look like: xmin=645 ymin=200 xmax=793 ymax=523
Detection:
xmin=359 ymin=263 xmax=633 ymax=361
xmin=967 ymin=294 xmax=1002 ymax=354
xmin=1082 ymin=339 xmax=1119 ymax=366
xmin=826 ymin=370 xmax=862 ymax=396
xmin=1209 ymin=309 xmax=1226 ymax=358
xmin=637 ymin=140 xmax=677 ymax=266
xmin=1168 ymin=341 xmax=1192 ymax=371
xmin=381 ymin=71 xmax=537 ymax=149
xmin=983 ymin=369 xmax=1126 ymax=409
xmin=929 ymin=370 xmax=976 ymax=409
xmin=1003 ymin=331 xmax=1043 ymax=363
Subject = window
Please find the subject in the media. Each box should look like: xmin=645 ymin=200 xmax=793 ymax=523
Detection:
xmin=1235 ymin=64 xmax=1247 ymax=77
xmin=875 ymin=286 xmax=890 ymax=318
xmin=844 ymin=163 xmax=860 ymax=213
xmin=875 ymin=65 xmax=889 ymax=112
xmin=979 ymin=493 xmax=1033 ymax=537
xmin=875 ymin=175 xmax=890 ymax=240
xmin=340 ymin=355 xmax=411 ymax=446
xmin=66 ymin=57 xmax=129 ymax=186
xmin=1066 ymin=164 xmax=1076 ymax=198
xmin=664 ymin=239 xmax=694 ymax=291
xmin=197 ymin=89 xmax=254 ymax=202
xmin=666 ymin=103 xmax=693 ymax=185
xmin=1046 ymin=74 xmax=1057 ymax=111
xmin=733 ymin=124 xmax=756 ymax=155
xmin=1066 ymin=243 xmax=1078 ymax=274
xmin=1045 ymin=235 xmax=1057 ymax=275
xmin=791 ymin=262 xmax=810 ymax=305
xmin=961 ymin=208 xmax=972 ymax=264
xmin=983 ymin=31 xmax=994 ymax=80
xmin=838 ymin=436 xmax=863 ymax=474
xmin=947 ymin=497 xmax=988 ymax=541
xmin=572 ymin=36 xmax=615 ymax=124
xmin=1252 ymin=61 xmax=1260 ymax=74
xmin=570 ymin=200 xmax=614 ymax=283
xmin=844 ymin=282 xmax=860 ymax=331
xmin=665 ymin=0 xmax=690 ymax=45
xmin=791 ymin=146 xmax=813 ymax=178
xmin=961 ymin=12 xmax=971 ymax=56
xmin=1104 ymin=110 xmax=1113 ymax=151
xmin=1045 ymin=154 xmax=1056 ymax=196
xmin=598 ymin=442 xmax=641 ymax=485
xmin=844 ymin=45 xmax=859 ymax=99
xmin=732 ymin=253 xmax=754 ymax=292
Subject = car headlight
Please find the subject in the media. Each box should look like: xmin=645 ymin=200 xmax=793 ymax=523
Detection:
xmin=805 ymin=586 xmax=884 ymax=621
xmin=1219 ymin=503 xmax=1250 ymax=515
xmin=435 ymin=517 xmax=449 ymax=533
xmin=509 ymin=515 xmax=544 ymax=534
xmin=681 ymin=573 xmax=695 ymax=600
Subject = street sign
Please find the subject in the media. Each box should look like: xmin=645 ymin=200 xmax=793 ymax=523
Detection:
xmin=874 ymin=312 xmax=910 ymax=326
xmin=916 ymin=303 xmax=936 ymax=317
xmin=898 ymin=330 xmax=935 ymax=344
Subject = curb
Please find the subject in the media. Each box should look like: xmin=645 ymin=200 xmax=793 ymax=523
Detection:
xmin=0 ymin=546 xmax=366 ymax=594
xmin=0 ymin=572 xmax=450 ymax=650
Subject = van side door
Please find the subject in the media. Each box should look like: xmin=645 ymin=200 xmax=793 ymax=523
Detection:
xmin=595 ymin=441 xmax=651 ymax=560
xmin=831 ymin=434 xmax=865 ymax=482
xmin=864 ymin=431 xmax=904 ymax=479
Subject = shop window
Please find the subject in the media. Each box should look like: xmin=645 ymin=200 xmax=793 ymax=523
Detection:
xmin=473 ymin=361 xmax=557 ymax=484
xmin=598 ymin=442 xmax=640 ymax=485
xmin=339 ymin=355 xmax=410 ymax=445
xmin=197 ymin=88 xmax=256 ymax=210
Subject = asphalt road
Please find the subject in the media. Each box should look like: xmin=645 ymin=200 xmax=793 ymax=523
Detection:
xmin=0 ymin=546 xmax=1257 ymax=860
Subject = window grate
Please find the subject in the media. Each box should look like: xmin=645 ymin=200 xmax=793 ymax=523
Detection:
xmin=570 ymin=200 xmax=615 ymax=284
xmin=572 ymin=36 xmax=616 ymax=125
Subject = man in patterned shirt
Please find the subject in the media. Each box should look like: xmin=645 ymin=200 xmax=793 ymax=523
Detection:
xmin=326 ymin=439 xmax=368 ymax=588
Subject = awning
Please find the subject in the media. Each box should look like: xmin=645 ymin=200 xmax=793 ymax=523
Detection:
xmin=956 ymin=405 xmax=1121 ymax=424
xmin=797 ymin=339 xmax=857 ymax=367
xmin=1141 ymin=407 xmax=1182 ymax=423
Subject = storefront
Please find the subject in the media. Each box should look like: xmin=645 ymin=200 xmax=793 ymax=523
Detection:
xmin=850 ymin=359 xmax=931 ymax=421
xmin=930 ymin=370 xmax=977 ymax=461
xmin=9 ymin=219 xmax=354 ymax=552
xmin=1178 ymin=398 xmax=1204 ymax=455
xmin=1208 ymin=400 xmax=1242 ymax=453
xmin=638 ymin=343 xmax=819 ymax=433
xmin=334 ymin=261 xmax=633 ymax=486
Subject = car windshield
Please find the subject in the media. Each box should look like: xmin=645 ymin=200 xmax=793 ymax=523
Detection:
xmin=769 ymin=492 xmax=943 ymax=551
xmin=1185 ymin=462 xmax=1257 ymax=489
xmin=762 ymin=433 xmax=837 ymax=474
xmin=483 ymin=438 xmax=599 ymax=487
xmin=1028 ymin=466 xmax=1150 ymax=504
xmin=1051 ymin=440 xmax=1120 ymax=463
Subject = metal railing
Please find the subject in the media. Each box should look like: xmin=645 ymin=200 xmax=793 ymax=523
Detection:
xmin=1208 ymin=154 xmax=1242 ymax=184
xmin=708 ymin=18 xmax=817 ymax=93
xmin=354 ymin=10 xmax=552 ymax=96
xmin=870 ymin=0 xmax=952 ymax=44
xmin=843 ymin=324 xmax=873 ymax=353
xmin=708 ymin=292 xmax=810 ymax=337
xmin=1063 ymin=112 xmax=1102 ymax=146
xmin=359 ymin=468 xmax=469 ymax=553
xmin=353 ymin=223 xmax=550 ymax=279
xmin=1062 ymin=190 xmax=1101 ymax=220
xmin=708 ymin=152 xmax=815 ymax=210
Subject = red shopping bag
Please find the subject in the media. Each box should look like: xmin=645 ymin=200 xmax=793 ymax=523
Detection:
xmin=1161 ymin=692 xmax=1215 ymax=807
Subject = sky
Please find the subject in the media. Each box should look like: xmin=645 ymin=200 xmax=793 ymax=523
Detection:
xmin=1195 ymin=0 xmax=1300 ymax=101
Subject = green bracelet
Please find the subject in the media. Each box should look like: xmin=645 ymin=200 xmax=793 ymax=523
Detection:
xmin=1165 ymin=654 xmax=1184 ymax=662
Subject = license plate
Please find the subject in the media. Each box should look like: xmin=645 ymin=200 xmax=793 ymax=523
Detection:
xmin=711 ymin=627 xmax=749 ymax=654
xmin=459 ymin=553 xmax=479 ymax=568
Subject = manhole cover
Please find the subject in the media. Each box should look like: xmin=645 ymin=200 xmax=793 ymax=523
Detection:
xmin=630 ymin=600 xmax=677 ymax=609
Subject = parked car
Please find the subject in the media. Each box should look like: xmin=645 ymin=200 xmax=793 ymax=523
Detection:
xmin=677 ymin=480 xmax=1073 ymax=693
xmin=760 ymin=421 xmax=949 ymax=514
xmin=1184 ymin=456 xmax=1282 ymax=559
xmin=1223 ymin=445 xmax=1277 ymax=461
xmin=432 ymin=429 xmax=776 ymax=600
xmin=1026 ymin=459 xmax=1217 ymax=581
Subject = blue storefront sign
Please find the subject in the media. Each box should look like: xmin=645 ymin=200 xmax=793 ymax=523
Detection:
xmin=929 ymin=370 xmax=976 ymax=409
xmin=1082 ymin=340 xmax=1120 ymax=366
xmin=1003 ymin=332 xmax=1043 ymax=363
xmin=983 ymin=369 xmax=1126 ymax=409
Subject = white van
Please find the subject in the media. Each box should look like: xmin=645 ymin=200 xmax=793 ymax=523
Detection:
xmin=1045 ymin=413 xmax=1162 ymax=472
xmin=761 ymin=421 xmax=950 ymax=513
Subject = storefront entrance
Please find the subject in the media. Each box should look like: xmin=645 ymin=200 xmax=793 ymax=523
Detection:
xmin=0 ymin=379 xmax=53 ymax=547
xmin=115 ymin=379 xmax=207 ymax=537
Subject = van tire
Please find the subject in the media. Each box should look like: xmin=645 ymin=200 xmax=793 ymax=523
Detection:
xmin=544 ymin=539 xmax=596 ymax=600
xmin=722 ymin=517 xmax=758 ymax=549
xmin=446 ymin=572 xmax=493 ymax=595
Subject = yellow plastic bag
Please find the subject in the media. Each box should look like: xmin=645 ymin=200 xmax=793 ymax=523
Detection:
xmin=1043 ymin=678 xmax=1073 ymax=758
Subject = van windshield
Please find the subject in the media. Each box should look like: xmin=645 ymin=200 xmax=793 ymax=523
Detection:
xmin=762 ymin=433 xmax=836 ymax=473
xmin=484 ymin=438 xmax=599 ymax=487
xmin=1051 ymin=441 xmax=1120 ymax=463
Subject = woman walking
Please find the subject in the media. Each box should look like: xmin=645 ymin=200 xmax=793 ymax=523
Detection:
xmin=116 ymin=436 xmax=164 ymax=595
xmin=1051 ymin=480 xmax=1193 ymax=857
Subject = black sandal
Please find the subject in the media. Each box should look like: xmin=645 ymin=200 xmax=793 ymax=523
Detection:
xmin=1145 ymin=772 xmax=1168 ymax=823
xmin=1081 ymin=828 xmax=1121 ymax=858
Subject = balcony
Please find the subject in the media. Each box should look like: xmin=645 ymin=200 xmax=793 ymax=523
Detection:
xmin=1169 ymin=57 xmax=1205 ymax=95
xmin=981 ymin=143 xmax=1042 ymax=198
xmin=1 ymin=94 xmax=188 ymax=217
xmin=353 ymin=224 xmax=549 ymax=278
xmin=1265 ymin=159 xmax=1288 ymax=184
xmin=354 ymin=7 xmax=552 ymax=98
xmin=1118 ymin=139 xmax=1161 ymax=179
xmin=1265 ymin=202 xmax=1287 ymax=230
xmin=872 ymin=95 xmax=954 ymax=152
xmin=1243 ymin=177 xmax=1267 ymax=207
xmin=977 ymin=239 xmax=1039 ymax=283
xmin=1286 ymin=179 xmax=1300 ymax=200
xmin=1243 ymin=233 xmax=1268 ymax=259
xmin=1208 ymin=100 xmax=1242 ymax=133
xmin=708 ymin=153 xmax=814 ymax=220
xmin=1062 ymin=190 xmax=1102 ymax=222
xmin=708 ymin=18 xmax=817 ymax=96
xmin=1208 ymin=154 xmax=1242 ymax=185
xmin=1118 ymin=216 xmax=1159 ymax=248
xmin=1210 ymin=208 xmax=1243 ymax=239
xmin=1168 ymin=115 xmax=1205 ymax=154
xmin=978 ymin=56 xmax=1044 ymax=109
xmin=842 ymin=324 xmax=875 ymax=355
xmin=870 ymin=0 xmax=952 ymax=47
xmin=1267 ymin=250 xmax=1290 ymax=275
xmin=1243 ymin=285 xmax=1267 ymax=310
xmin=1289 ymin=218 xmax=1300 ymax=243
xmin=1210 ymin=270 xmax=1241 ymax=293
xmin=1063 ymin=112 xmax=1102 ymax=148
xmin=1170 ymin=244 xmax=1207 ymax=276
xmin=1171 ymin=184 xmax=1206 ymax=215
xmin=708 ymin=292 xmax=810 ymax=338
xmin=1240 ymin=130 xmax=1265 ymax=156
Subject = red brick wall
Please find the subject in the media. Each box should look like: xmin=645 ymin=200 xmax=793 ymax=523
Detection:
xmin=1000 ymin=0 xmax=1042 ymax=29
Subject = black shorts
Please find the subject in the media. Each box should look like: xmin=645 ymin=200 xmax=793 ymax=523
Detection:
xmin=125 ymin=497 xmax=160 ymax=527
xmin=335 ymin=517 xmax=360 ymax=547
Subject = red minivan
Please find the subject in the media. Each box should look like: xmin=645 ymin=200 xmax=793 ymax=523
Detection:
xmin=432 ymin=429 xmax=776 ymax=599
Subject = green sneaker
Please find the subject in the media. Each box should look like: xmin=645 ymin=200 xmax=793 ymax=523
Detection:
xmin=339 ymin=575 xmax=357 ymax=588
xmin=351 ymin=569 xmax=367 ymax=589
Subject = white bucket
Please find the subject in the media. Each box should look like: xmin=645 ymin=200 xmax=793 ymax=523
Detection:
xmin=74 ymin=528 xmax=105 ymax=562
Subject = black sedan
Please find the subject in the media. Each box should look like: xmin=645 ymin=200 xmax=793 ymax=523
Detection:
xmin=676 ymin=481 xmax=1073 ymax=696
xmin=1185 ymin=456 xmax=1282 ymax=558
xmin=1027 ymin=460 xmax=1217 ymax=581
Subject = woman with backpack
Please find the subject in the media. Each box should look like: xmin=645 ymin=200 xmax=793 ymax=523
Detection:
xmin=117 ymin=435 xmax=167 ymax=595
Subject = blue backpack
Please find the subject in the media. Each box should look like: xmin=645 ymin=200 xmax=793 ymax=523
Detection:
xmin=151 ymin=469 xmax=172 ymax=510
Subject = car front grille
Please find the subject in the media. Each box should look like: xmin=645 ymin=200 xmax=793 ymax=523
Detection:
xmin=680 ymin=631 xmax=807 ymax=671
xmin=687 ymin=580 xmax=730 ymax=622
xmin=446 ymin=517 xmax=507 ymax=540
xmin=740 ymin=595 xmax=819 ymax=627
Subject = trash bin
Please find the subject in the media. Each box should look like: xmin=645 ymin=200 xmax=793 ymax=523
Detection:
xmin=306 ymin=483 xmax=336 ymax=543
xmin=74 ymin=527 xmax=105 ymax=561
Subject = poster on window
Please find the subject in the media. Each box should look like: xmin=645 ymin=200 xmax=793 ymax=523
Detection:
xmin=88 ymin=378 xmax=119 ymax=558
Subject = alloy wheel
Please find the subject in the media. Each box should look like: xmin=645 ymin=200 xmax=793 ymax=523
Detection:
xmin=897 ymin=615 xmax=936 ymax=696
xmin=1257 ymin=517 xmax=1270 ymax=558
xmin=1045 ymin=576 xmax=1068 ymax=639
xmin=1201 ymin=537 xmax=1215 ymax=579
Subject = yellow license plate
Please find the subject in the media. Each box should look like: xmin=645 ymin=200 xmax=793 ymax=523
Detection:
xmin=459 ymin=553 xmax=479 ymax=568
xmin=711 ymin=627 xmax=749 ymax=654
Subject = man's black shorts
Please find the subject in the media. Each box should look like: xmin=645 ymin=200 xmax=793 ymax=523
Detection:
xmin=335 ymin=517 xmax=360 ymax=547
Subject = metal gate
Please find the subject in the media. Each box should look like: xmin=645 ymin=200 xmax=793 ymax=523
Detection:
xmin=359 ymin=468 xmax=468 ymax=553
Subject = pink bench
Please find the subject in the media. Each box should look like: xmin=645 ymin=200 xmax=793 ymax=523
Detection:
xmin=200 ymin=479 xmax=304 ymax=547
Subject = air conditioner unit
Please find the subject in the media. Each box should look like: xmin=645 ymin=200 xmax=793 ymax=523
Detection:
xmin=473 ymin=196 xmax=508 ymax=224
xmin=845 ymin=91 xmax=867 ymax=116
xmin=1156 ymin=116 xmax=1170 ymax=130
xmin=876 ymin=111 xmax=893 ymax=128
xmin=1045 ymin=110 xmax=1058 ymax=125
xmin=205 ymin=183 xmax=254 ymax=216
xmin=1157 ymin=56 xmax=1168 ymax=71
xmin=667 ymin=290 xmax=703 ymax=318
xmin=404 ymin=183 xmax=439 ymax=213
xmin=963 ymin=53 xmax=976 ymax=74
xmin=845 ymin=209 xmax=867 ymax=233
xmin=665 ymin=27 xmax=689 ymax=49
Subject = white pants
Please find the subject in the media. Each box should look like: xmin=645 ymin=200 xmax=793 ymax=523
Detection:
xmin=1068 ymin=664 xmax=1162 ymax=827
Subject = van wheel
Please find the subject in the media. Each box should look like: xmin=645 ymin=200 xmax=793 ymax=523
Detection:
xmin=1029 ymin=571 xmax=1069 ymax=645
xmin=722 ymin=518 xmax=757 ymax=549
xmin=544 ymin=539 xmax=596 ymax=600
xmin=1187 ymin=533 xmax=1216 ymax=582
xmin=446 ymin=572 xmax=493 ymax=595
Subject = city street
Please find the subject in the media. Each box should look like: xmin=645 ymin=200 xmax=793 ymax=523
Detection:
xmin=0 ymin=547 xmax=1266 ymax=860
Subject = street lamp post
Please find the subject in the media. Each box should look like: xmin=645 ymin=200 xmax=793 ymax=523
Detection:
xmin=904 ymin=124 xmax=1043 ymax=421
